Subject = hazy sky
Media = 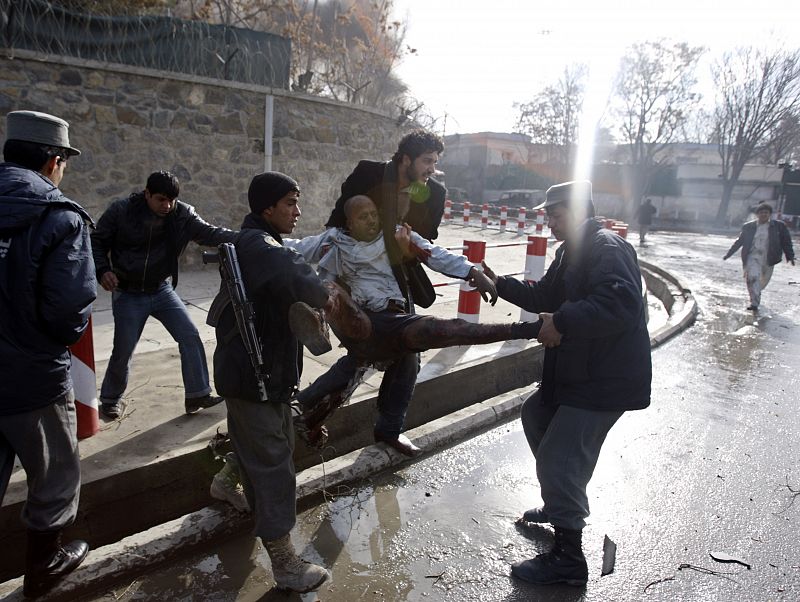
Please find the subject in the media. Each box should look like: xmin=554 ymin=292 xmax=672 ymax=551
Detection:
xmin=391 ymin=1 xmax=800 ymax=135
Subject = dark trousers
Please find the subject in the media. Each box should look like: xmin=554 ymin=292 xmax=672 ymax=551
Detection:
xmin=0 ymin=392 xmax=80 ymax=531
xmin=521 ymin=389 xmax=623 ymax=531
xmin=225 ymin=397 xmax=296 ymax=542
xmin=296 ymin=351 xmax=420 ymax=439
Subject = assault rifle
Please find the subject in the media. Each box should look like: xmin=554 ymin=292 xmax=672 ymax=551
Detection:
xmin=203 ymin=243 xmax=269 ymax=402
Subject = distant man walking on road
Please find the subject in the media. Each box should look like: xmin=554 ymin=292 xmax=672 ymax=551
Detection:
xmin=91 ymin=171 xmax=236 ymax=418
xmin=723 ymin=202 xmax=794 ymax=311
xmin=634 ymin=197 xmax=657 ymax=244
xmin=0 ymin=110 xmax=96 ymax=597
xmin=483 ymin=180 xmax=652 ymax=587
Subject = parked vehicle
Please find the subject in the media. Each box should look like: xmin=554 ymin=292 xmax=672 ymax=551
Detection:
xmin=447 ymin=187 xmax=469 ymax=203
xmin=488 ymin=189 xmax=545 ymax=208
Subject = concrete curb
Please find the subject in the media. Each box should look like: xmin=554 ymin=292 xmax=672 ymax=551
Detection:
xmin=0 ymin=261 xmax=698 ymax=601
xmin=639 ymin=259 xmax=699 ymax=348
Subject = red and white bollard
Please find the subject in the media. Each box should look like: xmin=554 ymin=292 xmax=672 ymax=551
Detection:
xmin=604 ymin=218 xmax=615 ymax=230
xmin=521 ymin=236 xmax=548 ymax=322
xmin=457 ymin=240 xmax=486 ymax=323
xmin=444 ymin=199 xmax=452 ymax=224
xmin=517 ymin=207 xmax=527 ymax=235
xmin=481 ymin=203 xmax=489 ymax=229
xmin=612 ymin=222 xmax=628 ymax=239
xmin=463 ymin=201 xmax=471 ymax=226
xmin=499 ymin=206 xmax=508 ymax=232
xmin=69 ymin=315 xmax=99 ymax=439
xmin=535 ymin=209 xmax=546 ymax=235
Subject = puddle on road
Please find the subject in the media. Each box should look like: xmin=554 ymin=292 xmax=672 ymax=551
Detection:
xmin=92 ymin=426 xmax=543 ymax=602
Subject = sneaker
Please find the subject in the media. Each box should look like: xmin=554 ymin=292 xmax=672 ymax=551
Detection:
xmin=185 ymin=394 xmax=224 ymax=415
xmin=210 ymin=462 xmax=250 ymax=512
xmin=289 ymin=302 xmax=332 ymax=356
xmin=100 ymin=401 xmax=123 ymax=419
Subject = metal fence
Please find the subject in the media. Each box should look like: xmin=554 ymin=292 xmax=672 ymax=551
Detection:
xmin=0 ymin=0 xmax=291 ymax=88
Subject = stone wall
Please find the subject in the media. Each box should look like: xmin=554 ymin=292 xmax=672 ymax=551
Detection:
xmin=0 ymin=50 xmax=406 ymax=266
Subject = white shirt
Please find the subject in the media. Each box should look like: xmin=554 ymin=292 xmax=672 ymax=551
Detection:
xmin=750 ymin=222 xmax=769 ymax=264
xmin=286 ymin=226 xmax=473 ymax=312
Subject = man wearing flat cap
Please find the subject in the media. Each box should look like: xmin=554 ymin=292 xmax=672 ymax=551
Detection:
xmin=0 ymin=110 xmax=96 ymax=596
xmin=206 ymin=171 xmax=335 ymax=594
xmin=484 ymin=179 xmax=652 ymax=586
xmin=91 ymin=170 xmax=236 ymax=419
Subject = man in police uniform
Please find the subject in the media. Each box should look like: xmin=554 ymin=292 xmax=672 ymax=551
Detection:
xmin=0 ymin=110 xmax=96 ymax=597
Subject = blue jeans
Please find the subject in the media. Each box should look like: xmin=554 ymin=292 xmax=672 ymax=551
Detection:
xmin=296 ymin=351 xmax=419 ymax=439
xmin=374 ymin=352 xmax=419 ymax=438
xmin=99 ymin=283 xmax=211 ymax=402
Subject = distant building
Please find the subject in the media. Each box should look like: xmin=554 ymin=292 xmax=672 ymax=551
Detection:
xmin=441 ymin=132 xmax=787 ymax=225
xmin=442 ymin=132 xmax=545 ymax=203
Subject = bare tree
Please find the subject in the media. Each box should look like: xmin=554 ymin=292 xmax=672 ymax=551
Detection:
xmin=680 ymin=107 xmax=715 ymax=145
xmin=171 ymin=0 xmax=410 ymax=112
xmin=712 ymin=46 xmax=800 ymax=222
xmin=759 ymin=111 xmax=800 ymax=166
xmin=514 ymin=64 xmax=586 ymax=179
xmin=310 ymin=0 xmax=410 ymax=111
xmin=613 ymin=39 xmax=704 ymax=214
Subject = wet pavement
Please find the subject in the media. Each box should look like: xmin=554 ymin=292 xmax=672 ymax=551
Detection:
xmin=86 ymin=230 xmax=800 ymax=601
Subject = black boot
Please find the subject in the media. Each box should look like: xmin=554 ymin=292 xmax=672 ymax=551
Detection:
xmin=517 ymin=505 xmax=549 ymax=524
xmin=24 ymin=529 xmax=89 ymax=598
xmin=511 ymin=526 xmax=588 ymax=586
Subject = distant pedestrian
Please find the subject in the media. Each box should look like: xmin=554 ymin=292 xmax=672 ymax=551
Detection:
xmin=0 ymin=110 xmax=96 ymax=597
xmin=723 ymin=202 xmax=794 ymax=311
xmin=91 ymin=171 xmax=236 ymax=418
xmin=483 ymin=180 xmax=651 ymax=587
xmin=634 ymin=198 xmax=657 ymax=244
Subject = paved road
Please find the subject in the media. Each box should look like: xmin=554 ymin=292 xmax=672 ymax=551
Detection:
xmin=88 ymin=230 xmax=800 ymax=602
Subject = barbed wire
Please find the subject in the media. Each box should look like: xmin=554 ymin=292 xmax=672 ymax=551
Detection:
xmin=1 ymin=0 xmax=290 ymax=88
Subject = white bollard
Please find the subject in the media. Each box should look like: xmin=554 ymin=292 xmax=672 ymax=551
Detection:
xmin=535 ymin=209 xmax=545 ymax=235
xmin=520 ymin=235 xmax=547 ymax=322
xmin=457 ymin=240 xmax=486 ymax=323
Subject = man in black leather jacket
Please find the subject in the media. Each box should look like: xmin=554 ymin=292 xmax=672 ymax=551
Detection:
xmin=0 ymin=110 xmax=96 ymax=597
xmin=91 ymin=171 xmax=236 ymax=418
xmin=484 ymin=180 xmax=651 ymax=587
xmin=299 ymin=130 xmax=446 ymax=456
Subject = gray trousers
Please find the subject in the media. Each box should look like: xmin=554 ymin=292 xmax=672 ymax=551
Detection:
xmin=225 ymin=397 xmax=296 ymax=542
xmin=744 ymin=257 xmax=774 ymax=308
xmin=521 ymin=390 xmax=623 ymax=531
xmin=0 ymin=392 xmax=80 ymax=531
